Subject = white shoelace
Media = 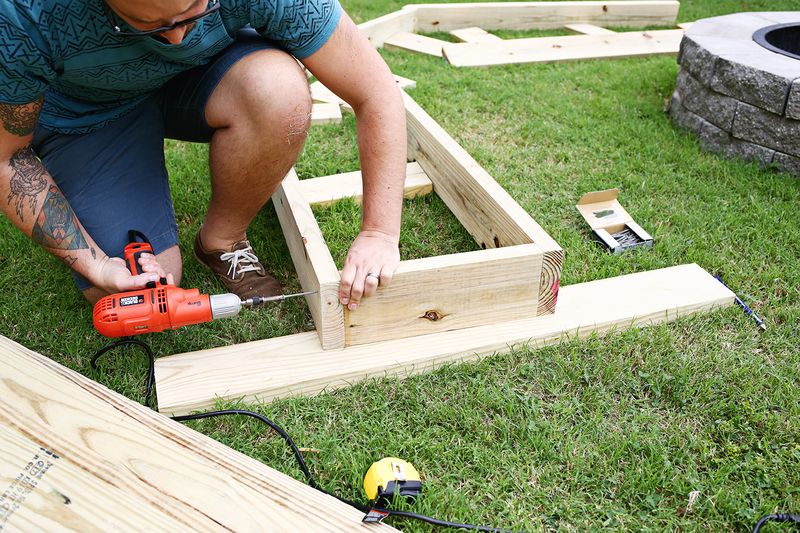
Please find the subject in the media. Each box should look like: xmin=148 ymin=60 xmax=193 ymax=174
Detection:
xmin=219 ymin=246 xmax=261 ymax=279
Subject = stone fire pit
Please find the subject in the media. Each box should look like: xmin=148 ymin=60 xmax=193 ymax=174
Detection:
xmin=669 ymin=12 xmax=800 ymax=175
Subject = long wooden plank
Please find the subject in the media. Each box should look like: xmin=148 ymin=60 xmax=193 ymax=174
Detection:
xmin=405 ymin=1 xmax=679 ymax=32
xmin=346 ymin=244 xmax=542 ymax=346
xmin=298 ymin=162 xmax=432 ymax=207
xmin=449 ymin=27 xmax=504 ymax=43
xmin=564 ymin=23 xmax=617 ymax=35
xmin=155 ymin=264 xmax=735 ymax=416
xmin=0 ymin=336 xmax=398 ymax=531
xmin=384 ymin=31 xmax=449 ymax=57
xmin=402 ymin=90 xmax=563 ymax=314
xmin=273 ymin=170 xmax=344 ymax=350
xmin=442 ymin=29 xmax=684 ymax=67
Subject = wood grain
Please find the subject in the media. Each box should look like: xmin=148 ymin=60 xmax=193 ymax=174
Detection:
xmin=0 ymin=336 xmax=398 ymax=531
xmin=345 ymin=244 xmax=542 ymax=346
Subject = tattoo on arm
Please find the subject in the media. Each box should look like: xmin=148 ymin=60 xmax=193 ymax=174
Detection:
xmin=0 ymin=98 xmax=43 ymax=136
xmin=7 ymin=146 xmax=47 ymax=221
xmin=62 ymin=255 xmax=78 ymax=267
xmin=31 ymin=185 xmax=89 ymax=251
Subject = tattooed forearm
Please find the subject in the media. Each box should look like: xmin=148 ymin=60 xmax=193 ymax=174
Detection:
xmin=31 ymin=185 xmax=90 ymax=251
xmin=0 ymin=98 xmax=43 ymax=136
xmin=62 ymin=255 xmax=78 ymax=267
xmin=7 ymin=146 xmax=47 ymax=221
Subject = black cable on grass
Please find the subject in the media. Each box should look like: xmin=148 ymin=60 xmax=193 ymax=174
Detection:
xmin=173 ymin=409 xmax=521 ymax=533
xmin=752 ymin=513 xmax=800 ymax=533
xmin=91 ymin=337 xmax=155 ymax=407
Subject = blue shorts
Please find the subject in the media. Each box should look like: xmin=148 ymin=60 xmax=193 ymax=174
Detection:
xmin=32 ymin=29 xmax=276 ymax=290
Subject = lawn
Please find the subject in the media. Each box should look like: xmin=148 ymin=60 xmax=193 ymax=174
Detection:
xmin=1 ymin=0 xmax=799 ymax=530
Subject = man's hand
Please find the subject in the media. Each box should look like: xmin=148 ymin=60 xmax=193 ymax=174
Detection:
xmin=93 ymin=253 xmax=175 ymax=294
xmin=339 ymin=230 xmax=400 ymax=311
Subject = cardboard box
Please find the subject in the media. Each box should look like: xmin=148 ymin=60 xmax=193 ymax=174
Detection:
xmin=576 ymin=189 xmax=653 ymax=254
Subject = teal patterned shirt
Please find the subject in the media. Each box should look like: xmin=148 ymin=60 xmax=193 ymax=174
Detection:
xmin=0 ymin=0 xmax=341 ymax=133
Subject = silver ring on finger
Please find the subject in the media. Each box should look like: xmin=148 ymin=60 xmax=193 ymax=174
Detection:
xmin=366 ymin=272 xmax=380 ymax=282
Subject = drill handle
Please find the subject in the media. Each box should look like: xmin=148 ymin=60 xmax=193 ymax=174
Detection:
xmin=124 ymin=230 xmax=154 ymax=276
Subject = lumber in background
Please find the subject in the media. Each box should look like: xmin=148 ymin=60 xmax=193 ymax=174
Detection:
xmin=155 ymin=263 xmax=735 ymax=416
xmin=441 ymin=29 xmax=685 ymax=67
xmin=0 ymin=336 xmax=398 ymax=532
xmin=358 ymin=1 xmax=680 ymax=44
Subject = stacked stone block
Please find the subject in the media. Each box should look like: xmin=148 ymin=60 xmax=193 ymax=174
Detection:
xmin=668 ymin=12 xmax=800 ymax=176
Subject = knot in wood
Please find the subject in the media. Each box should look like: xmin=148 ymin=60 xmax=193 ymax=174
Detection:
xmin=421 ymin=310 xmax=443 ymax=321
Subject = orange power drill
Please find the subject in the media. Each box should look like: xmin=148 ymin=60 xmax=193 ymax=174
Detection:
xmin=92 ymin=231 xmax=313 ymax=338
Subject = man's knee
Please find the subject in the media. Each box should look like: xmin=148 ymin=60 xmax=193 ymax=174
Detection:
xmin=206 ymin=49 xmax=312 ymax=138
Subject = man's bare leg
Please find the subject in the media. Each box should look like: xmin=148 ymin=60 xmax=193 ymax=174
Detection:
xmin=200 ymin=50 xmax=311 ymax=250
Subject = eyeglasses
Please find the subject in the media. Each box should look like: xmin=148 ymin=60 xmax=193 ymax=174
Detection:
xmin=105 ymin=0 xmax=220 ymax=37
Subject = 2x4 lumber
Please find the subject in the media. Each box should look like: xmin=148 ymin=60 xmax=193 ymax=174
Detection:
xmin=298 ymin=162 xmax=432 ymax=207
xmin=383 ymin=31 xmax=448 ymax=58
xmin=564 ymin=23 xmax=617 ymax=35
xmin=273 ymin=170 xmax=344 ymax=350
xmin=155 ymin=263 xmax=736 ymax=416
xmin=402 ymin=90 xmax=563 ymax=314
xmin=449 ymin=27 xmax=504 ymax=43
xmin=357 ymin=8 xmax=417 ymax=48
xmin=442 ymin=29 xmax=684 ymax=67
xmin=310 ymin=75 xmax=416 ymax=111
xmin=405 ymin=2 xmax=680 ymax=32
xmin=0 ymin=336 xmax=397 ymax=531
xmin=311 ymin=102 xmax=343 ymax=125
xmin=346 ymin=244 xmax=542 ymax=346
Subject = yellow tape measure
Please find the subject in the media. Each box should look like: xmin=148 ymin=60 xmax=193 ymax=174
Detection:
xmin=363 ymin=457 xmax=422 ymax=502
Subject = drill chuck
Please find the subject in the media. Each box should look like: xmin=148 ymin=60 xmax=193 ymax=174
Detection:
xmin=209 ymin=293 xmax=243 ymax=320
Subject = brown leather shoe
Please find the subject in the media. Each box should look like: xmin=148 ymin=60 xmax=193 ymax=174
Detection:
xmin=194 ymin=231 xmax=282 ymax=299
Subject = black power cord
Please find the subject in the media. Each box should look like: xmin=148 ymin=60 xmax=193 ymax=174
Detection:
xmin=174 ymin=410 xmax=521 ymax=533
xmin=92 ymin=344 xmax=521 ymax=532
xmin=752 ymin=514 xmax=800 ymax=533
xmin=91 ymin=337 xmax=155 ymax=407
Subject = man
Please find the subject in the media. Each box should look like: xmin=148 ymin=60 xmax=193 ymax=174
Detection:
xmin=0 ymin=0 xmax=405 ymax=311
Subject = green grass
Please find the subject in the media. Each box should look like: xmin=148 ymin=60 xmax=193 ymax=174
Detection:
xmin=2 ymin=0 xmax=799 ymax=530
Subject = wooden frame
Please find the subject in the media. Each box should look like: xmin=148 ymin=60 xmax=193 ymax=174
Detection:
xmin=358 ymin=1 xmax=683 ymax=67
xmin=277 ymin=90 xmax=562 ymax=350
xmin=154 ymin=263 xmax=734 ymax=416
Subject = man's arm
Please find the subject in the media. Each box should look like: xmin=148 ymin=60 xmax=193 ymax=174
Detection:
xmin=0 ymin=99 xmax=166 ymax=293
xmin=301 ymin=11 xmax=407 ymax=311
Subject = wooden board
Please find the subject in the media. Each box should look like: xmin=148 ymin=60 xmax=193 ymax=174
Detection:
xmin=298 ymin=162 xmax=432 ymax=207
xmin=449 ymin=27 xmax=504 ymax=43
xmin=402 ymin=90 xmax=563 ymax=314
xmin=357 ymin=8 xmax=417 ymax=47
xmin=155 ymin=264 xmax=735 ymax=416
xmin=272 ymin=170 xmax=344 ymax=350
xmin=564 ymin=23 xmax=617 ymax=35
xmin=346 ymin=244 xmax=542 ymax=346
xmin=405 ymin=1 xmax=680 ymax=32
xmin=309 ymin=75 xmax=416 ymax=111
xmin=0 ymin=336 xmax=398 ymax=531
xmin=384 ymin=31 xmax=448 ymax=57
xmin=442 ymin=29 xmax=684 ymax=67
xmin=310 ymin=102 xmax=342 ymax=125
